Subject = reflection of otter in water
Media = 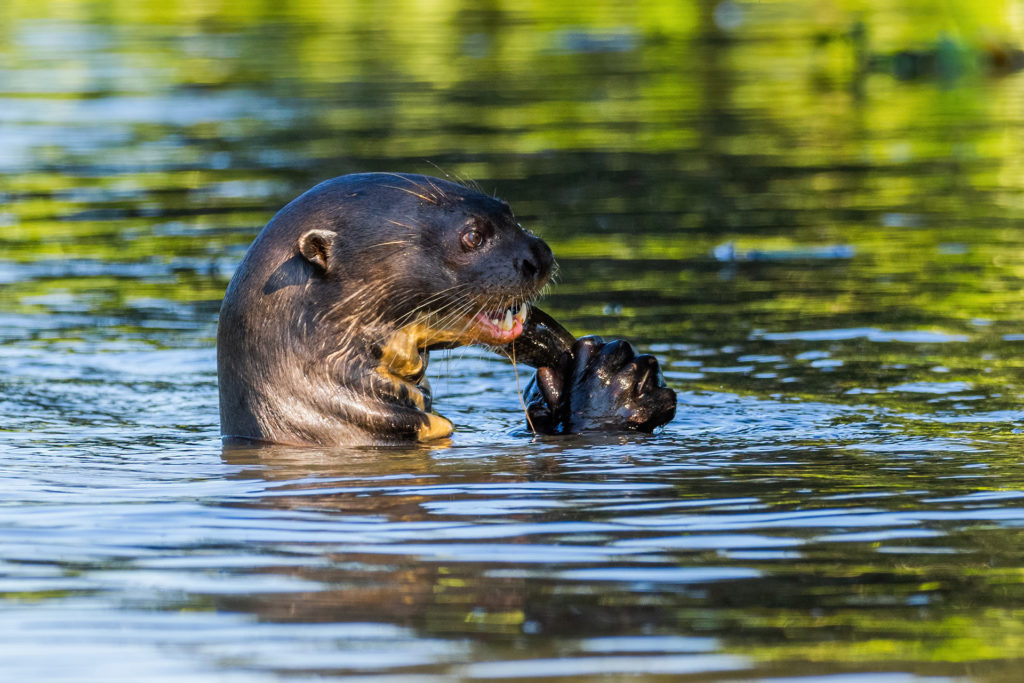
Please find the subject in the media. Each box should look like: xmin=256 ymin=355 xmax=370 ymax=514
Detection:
xmin=217 ymin=173 xmax=675 ymax=446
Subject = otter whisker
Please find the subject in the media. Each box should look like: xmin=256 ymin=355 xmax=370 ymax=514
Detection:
xmin=423 ymin=176 xmax=447 ymax=200
xmin=423 ymin=161 xmax=476 ymax=196
xmin=396 ymin=282 xmax=473 ymax=311
xmin=380 ymin=171 xmax=433 ymax=192
xmin=421 ymin=289 xmax=480 ymax=319
xmin=460 ymin=296 xmax=499 ymax=335
xmin=422 ymin=160 xmax=465 ymax=188
xmin=423 ymin=160 xmax=449 ymax=178
xmin=507 ymin=343 xmax=536 ymax=438
xmin=440 ymin=297 xmax=487 ymax=340
xmin=318 ymin=279 xmax=401 ymax=327
xmin=455 ymin=173 xmax=483 ymax=194
xmin=364 ymin=240 xmax=410 ymax=249
xmin=393 ymin=284 xmax=477 ymax=326
xmin=378 ymin=173 xmax=448 ymax=205
xmin=379 ymin=184 xmax=437 ymax=204
xmin=428 ymin=299 xmax=479 ymax=334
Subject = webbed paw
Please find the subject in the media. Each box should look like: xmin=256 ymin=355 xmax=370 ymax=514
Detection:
xmin=525 ymin=335 xmax=676 ymax=434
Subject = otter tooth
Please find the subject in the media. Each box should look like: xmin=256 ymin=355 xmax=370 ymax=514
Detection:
xmin=517 ymin=303 xmax=527 ymax=321
xmin=503 ymin=309 xmax=513 ymax=330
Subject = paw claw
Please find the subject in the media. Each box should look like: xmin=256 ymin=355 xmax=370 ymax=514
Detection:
xmin=537 ymin=366 xmax=563 ymax=408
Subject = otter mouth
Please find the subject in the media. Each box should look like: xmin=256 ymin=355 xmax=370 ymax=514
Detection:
xmin=391 ymin=300 xmax=533 ymax=355
xmin=469 ymin=302 xmax=529 ymax=345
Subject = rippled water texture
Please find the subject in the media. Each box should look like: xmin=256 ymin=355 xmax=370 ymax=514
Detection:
xmin=6 ymin=1 xmax=1024 ymax=680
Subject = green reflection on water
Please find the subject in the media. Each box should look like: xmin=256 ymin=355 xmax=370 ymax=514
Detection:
xmin=6 ymin=0 xmax=1024 ymax=678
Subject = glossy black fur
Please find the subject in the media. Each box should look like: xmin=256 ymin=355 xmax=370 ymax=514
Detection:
xmin=218 ymin=172 xmax=675 ymax=446
xmin=218 ymin=173 xmax=552 ymax=445
xmin=522 ymin=335 xmax=677 ymax=434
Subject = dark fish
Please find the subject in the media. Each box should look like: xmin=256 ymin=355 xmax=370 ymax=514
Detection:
xmin=503 ymin=306 xmax=576 ymax=369
xmin=503 ymin=307 xmax=677 ymax=434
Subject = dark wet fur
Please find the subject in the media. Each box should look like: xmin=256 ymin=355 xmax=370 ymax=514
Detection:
xmin=218 ymin=172 xmax=675 ymax=446
xmin=218 ymin=173 xmax=552 ymax=446
xmin=510 ymin=319 xmax=678 ymax=434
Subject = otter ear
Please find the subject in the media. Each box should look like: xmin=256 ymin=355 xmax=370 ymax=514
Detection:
xmin=297 ymin=229 xmax=335 ymax=272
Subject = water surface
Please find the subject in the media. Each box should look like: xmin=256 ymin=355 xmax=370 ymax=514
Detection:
xmin=4 ymin=1 xmax=1024 ymax=680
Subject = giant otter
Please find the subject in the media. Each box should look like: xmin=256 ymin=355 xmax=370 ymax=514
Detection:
xmin=217 ymin=173 xmax=675 ymax=446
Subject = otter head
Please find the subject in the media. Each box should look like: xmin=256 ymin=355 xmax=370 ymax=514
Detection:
xmin=293 ymin=173 xmax=554 ymax=349
xmin=218 ymin=173 xmax=554 ymax=446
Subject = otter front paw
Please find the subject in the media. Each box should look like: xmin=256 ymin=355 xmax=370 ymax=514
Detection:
xmin=525 ymin=335 xmax=676 ymax=434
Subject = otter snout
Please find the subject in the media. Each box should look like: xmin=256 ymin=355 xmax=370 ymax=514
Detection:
xmin=518 ymin=236 xmax=554 ymax=283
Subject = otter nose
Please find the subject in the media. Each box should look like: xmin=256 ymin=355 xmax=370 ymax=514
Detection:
xmin=520 ymin=257 xmax=538 ymax=279
xmin=519 ymin=237 xmax=554 ymax=281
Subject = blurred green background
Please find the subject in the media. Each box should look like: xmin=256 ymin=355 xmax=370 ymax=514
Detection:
xmin=7 ymin=0 xmax=1024 ymax=415
xmin=7 ymin=0 xmax=1024 ymax=678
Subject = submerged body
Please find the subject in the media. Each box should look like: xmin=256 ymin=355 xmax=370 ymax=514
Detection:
xmin=217 ymin=173 xmax=674 ymax=446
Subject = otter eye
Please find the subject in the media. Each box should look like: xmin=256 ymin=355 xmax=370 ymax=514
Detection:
xmin=460 ymin=227 xmax=485 ymax=251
